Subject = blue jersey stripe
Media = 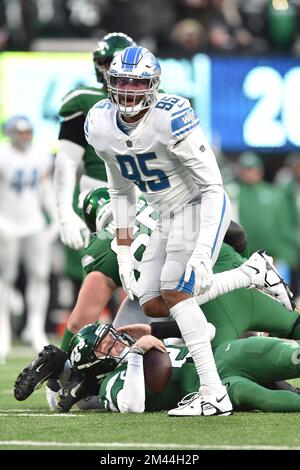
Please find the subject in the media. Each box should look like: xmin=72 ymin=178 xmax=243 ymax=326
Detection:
xmin=171 ymin=106 xmax=190 ymax=118
xmin=173 ymin=119 xmax=199 ymax=137
xmin=211 ymin=192 xmax=227 ymax=257
xmin=171 ymin=111 xmax=198 ymax=133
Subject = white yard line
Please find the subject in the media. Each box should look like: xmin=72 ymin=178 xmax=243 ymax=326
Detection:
xmin=0 ymin=413 xmax=82 ymax=417
xmin=0 ymin=409 xmax=38 ymax=412
xmin=1 ymin=389 xmax=43 ymax=394
xmin=0 ymin=440 xmax=299 ymax=450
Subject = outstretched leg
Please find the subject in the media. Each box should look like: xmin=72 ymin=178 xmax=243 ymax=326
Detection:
xmin=14 ymin=345 xmax=67 ymax=401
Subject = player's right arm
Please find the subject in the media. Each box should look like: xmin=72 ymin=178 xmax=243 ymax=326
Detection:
xmin=54 ymin=94 xmax=89 ymax=250
xmin=105 ymin=161 xmax=137 ymax=300
xmin=85 ymin=105 xmax=137 ymax=298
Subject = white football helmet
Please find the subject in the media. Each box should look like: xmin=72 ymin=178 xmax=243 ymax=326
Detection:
xmin=3 ymin=115 xmax=33 ymax=151
xmin=106 ymin=46 xmax=161 ymax=116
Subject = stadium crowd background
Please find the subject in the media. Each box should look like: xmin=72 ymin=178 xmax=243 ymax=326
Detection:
xmin=2 ymin=0 xmax=300 ymax=56
xmin=1 ymin=0 xmax=300 ymax=348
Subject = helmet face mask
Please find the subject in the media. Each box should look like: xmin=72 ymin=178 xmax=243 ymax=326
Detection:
xmin=107 ymin=46 xmax=161 ymax=117
xmin=69 ymin=323 xmax=135 ymax=377
xmin=93 ymin=32 xmax=136 ymax=84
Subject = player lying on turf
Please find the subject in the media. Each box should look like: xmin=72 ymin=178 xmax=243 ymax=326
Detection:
xmin=48 ymin=187 xmax=296 ymax=410
xmin=14 ymin=321 xmax=300 ymax=415
xmin=60 ymin=186 xmax=295 ymax=352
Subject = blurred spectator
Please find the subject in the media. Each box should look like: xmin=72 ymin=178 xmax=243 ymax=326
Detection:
xmin=174 ymin=0 xmax=255 ymax=53
xmin=100 ymin=0 xmax=175 ymax=52
xmin=0 ymin=116 xmax=58 ymax=362
xmin=276 ymin=153 xmax=300 ymax=297
xmin=161 ymin=18 xmax=207 ymax=57
xmin=57 ymin=0 xmax=106 ymax=38
xmin=4 ymin=0 xmax=37 ymax=50
xmin=206 ymin=0 xmax=255 ymax=53
xmin=0 ymin=0 xmax=8 ymax=50
xmin=226 ymin=152 xmax=298 ymax=285
xmin=266 ymin=0 xmax=297 ymax=51
xmin=238 ymin=0 xmax=269 ymax=52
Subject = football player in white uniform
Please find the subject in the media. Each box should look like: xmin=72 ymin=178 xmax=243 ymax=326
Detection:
xmin=85 ymin=47 xmax=233 ymax=416
xmin=54 ymin=33 xmax=136 ymax=250
xmin=0 ymin=116 xmax=57 ymax=362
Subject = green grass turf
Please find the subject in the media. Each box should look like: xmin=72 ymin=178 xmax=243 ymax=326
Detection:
xmin=1 ymin=348 xmax=300 ymax=450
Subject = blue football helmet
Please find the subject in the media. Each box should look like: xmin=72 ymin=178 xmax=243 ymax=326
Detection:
xmin=106 ymin=46 xmax=161 ymax=116
xmin=2 ymin=115 xmax=33 ymax=150
xmin=3 ymin=115 xmax=33 ymax=136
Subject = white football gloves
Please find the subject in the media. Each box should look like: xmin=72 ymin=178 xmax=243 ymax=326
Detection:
xmin=184 ymin=248 xmax=213 ymax=296
xmin=58 ymin=209 xmax=90 ymax=250
xmin=117 ymin=245 xmax=136 ymax=300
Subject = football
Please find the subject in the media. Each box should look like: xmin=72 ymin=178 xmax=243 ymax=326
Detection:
xmin=143 ymin=348 xmax=172 ymax=393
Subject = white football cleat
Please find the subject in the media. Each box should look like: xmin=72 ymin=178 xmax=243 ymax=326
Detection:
xmin=168 ymin=385 xmax=233 ymax=417
xmin=240 ymin=250 xmax=295 ymax=311
xmin=239 ymin=251 xmax=268 ymax=288
xmin=256 ymin=250 xmax=295 ymax=311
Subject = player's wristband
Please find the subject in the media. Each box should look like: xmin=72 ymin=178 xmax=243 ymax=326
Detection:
xmin=129 ymin=347 xmax=144 ymax=356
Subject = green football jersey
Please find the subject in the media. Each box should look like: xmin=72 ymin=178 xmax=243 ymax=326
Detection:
xmin=59 ymin=85 xmax=108 ymax=181
xmin=98 ymin=344 xmax=199 ymax=412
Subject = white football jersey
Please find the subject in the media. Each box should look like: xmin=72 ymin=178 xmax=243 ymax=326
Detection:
xmin=0 ymin=142 xmax=52 ymax=237
xmin=85 ymin=93 xmax=223 ymax=215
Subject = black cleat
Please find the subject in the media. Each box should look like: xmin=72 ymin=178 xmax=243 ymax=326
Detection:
xmin=58 ymin=369 xmax=99 ymax=413
xmin=46 ymin=378 xmax=61 ymax=393
xmin=58 ymin=369 xmax=89 ymax=413
xmin=14 ymin=345 xmax=67 ymax=401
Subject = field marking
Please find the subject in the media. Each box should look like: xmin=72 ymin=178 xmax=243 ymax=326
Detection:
xmin=0 ymin=413 xmax=82 ymax=417
xmin=0 ymin=440 xmax=300 ymax=450
xmin=0 ymin=409 xmax=38 ymax=412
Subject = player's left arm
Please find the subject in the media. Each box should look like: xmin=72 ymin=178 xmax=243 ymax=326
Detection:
xmin=171 ymin=123 xmax=230 ymax=294
xmin=117 ymin=335 xmax=165 ymax=413
xmin=117 ymin=351 xmax=145 ymax=413
xmin=169 ymin=105 xmax=226 ymax=256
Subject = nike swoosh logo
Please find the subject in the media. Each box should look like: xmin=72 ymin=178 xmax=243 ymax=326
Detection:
xmin=177 ymin=101 xmax=185 ymax=108
xmin=246 ymin=264 xmax=259 ymax=274
xmin=71 ymin=383 xmax=82 ymax=398
xmin=35 ymin=364 xmax=45 ymax=373
xmin=225 ymin=344 xmax=231 ymax=352
xmin=216 ymin=394 xmax=227 ymax=403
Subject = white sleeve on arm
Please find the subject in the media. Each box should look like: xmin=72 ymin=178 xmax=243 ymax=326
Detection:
xmin=171 ymin=127 xmax=227 ymax=253
xmin=105 ymin=161 xmax=136 ymax=229
xmin=170 ymin=126 xmax=223 ymax=187
xmin=54 ymin=139 xmax=84 ymax=213
xmin=195 ymin=184 xmax=228 ymax=254
xmin=117 ymin=353 xmax=145 ymax=413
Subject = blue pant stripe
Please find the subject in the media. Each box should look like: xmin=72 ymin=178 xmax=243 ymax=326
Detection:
xmin=211 ymin=192 xmax=227 ymax=257
xmin=176 ymin=271 xmax=195 ymax=294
